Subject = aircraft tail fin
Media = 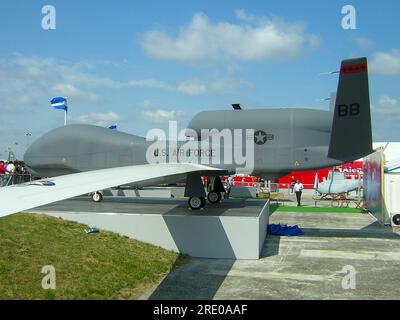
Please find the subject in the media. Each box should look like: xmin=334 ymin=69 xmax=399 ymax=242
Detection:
xmin=328 ymin=57 xmax=373 ymax=162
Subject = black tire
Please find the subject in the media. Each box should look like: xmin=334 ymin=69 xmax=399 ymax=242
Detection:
xmin=92 ymin=192 xmax=103 ymax=203
xmin=207 ymin=191 xmax=222 ymax=204
xmin=392 ymin=214 xmax=400 ymax=226
xmin=188 ymin=196 xmax=205 ymax=210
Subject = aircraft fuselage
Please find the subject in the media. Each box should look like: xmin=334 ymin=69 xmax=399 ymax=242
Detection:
xmin=24 ymin=108 xmax=344 ymax=179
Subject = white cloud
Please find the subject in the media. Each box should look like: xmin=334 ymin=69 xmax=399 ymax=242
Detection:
xmin=355 ymin=37 xmax=374 ymax=50
xmin=51 ymin=84 xmax=100 ymax=102
xmin=123 ymin=79 xmax=167 ymax=89
xmin=177 ymin=81 xmax=207 ymax=95
xmin=176 ymin=78 xmax=252 ymax=96
xmin=75 ymin=112 xmax=121 ymax=127
xmin=0 ymin=56 xmax=101 ymax=111
xmin=136 ymin=100 xmax=184 ymax=124
xmin=141 ymin=109 xmax=180 ymax=124
xmin=209 ymin=78 xmax=253 ymax=93
xmin=5 ymin=95 xmax=34 ymax=107
xmin=137 ymin=100 xmax=154 ymax=109
xmin=373 ymin=95 xmax=400 ymax=119
xmin=0 ymin=55 xmax=169 ymax=113
xmin=235 ymin=8 xmax=266 ymax=24
xmin=370 ymin=50 xmax=400 ymax=75
xmin=140 ymin=11 xmax=318 ymax=62
xmin=379 ymin=95 xmax=398 ymax=106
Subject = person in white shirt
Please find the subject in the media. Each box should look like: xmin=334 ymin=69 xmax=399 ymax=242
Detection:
xmin=5 ymin=162 xmax=15 ymax=175
xmin=293 ymin=180 xmax=304 ymax=206
xmin=226 ymin=175 xmax=234 ymax=197
xmin=228 ymin=175 xmax=234 ymax=186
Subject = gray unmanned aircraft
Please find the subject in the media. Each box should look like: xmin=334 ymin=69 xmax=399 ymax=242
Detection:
xmin=315 ymin=171 xmax=363 ymax=197
xmin=0 ymin=57 xmax=373 ymax=217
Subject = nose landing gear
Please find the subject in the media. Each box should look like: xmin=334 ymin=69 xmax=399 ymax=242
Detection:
xmin=91 ymin=191 xmax=103 ymax=203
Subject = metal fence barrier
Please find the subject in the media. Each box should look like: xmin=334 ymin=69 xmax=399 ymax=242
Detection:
xmin=259 ymin=182 xmax=315 ymax=194
xmin=0 ymin=174 xmax=32 ymax=187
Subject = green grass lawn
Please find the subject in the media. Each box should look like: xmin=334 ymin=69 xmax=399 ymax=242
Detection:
xmin=270 ymin=205 xmax=365 ymax=214
xmin=0 ymin=213 xmax=182 ymax=300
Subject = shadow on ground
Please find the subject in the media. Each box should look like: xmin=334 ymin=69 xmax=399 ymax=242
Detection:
xmin=147 ymin=258 xmax=235 ymax=300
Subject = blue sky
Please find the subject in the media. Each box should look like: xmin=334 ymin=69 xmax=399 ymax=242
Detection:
xmin=0 ymin=0 xmax=399 ymax=158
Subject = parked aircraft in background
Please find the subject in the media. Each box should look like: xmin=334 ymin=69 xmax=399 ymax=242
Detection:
xmin=0 ymin=57 xmax=373 ymax=217
xmin=315 ymin=171 xmax=363 ymax=196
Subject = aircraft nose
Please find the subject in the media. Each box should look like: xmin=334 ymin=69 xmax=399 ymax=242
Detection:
xmin=24 ymin=138 xmax=45 ymax=169
xmin=23 ymin=128 xmax=74 ymax=177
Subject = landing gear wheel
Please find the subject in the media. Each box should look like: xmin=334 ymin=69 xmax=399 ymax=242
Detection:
xmin=392 ymin=214 xmax=400 ymax=226
xmin=188 ymin=196 xmax=206 ymax=210
xmin=92 ymin=192 xmax=103 ymax=203
xmin=207 ymin=191 xmax=222 ymax=204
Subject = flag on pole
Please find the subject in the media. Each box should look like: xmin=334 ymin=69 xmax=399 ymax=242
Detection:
xmin=108 ymin=125 xmax=117 ymax=130
xmin=50 ymin=97 xmax=68 ymax=111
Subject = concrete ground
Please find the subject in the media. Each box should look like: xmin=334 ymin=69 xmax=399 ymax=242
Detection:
xmin=142 ymin=210 xmax=400 ymax=300
xmin=31 ymin=193 xmax=400 ymax=300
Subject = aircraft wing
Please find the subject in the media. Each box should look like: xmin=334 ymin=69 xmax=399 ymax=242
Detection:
xmin=0 ymin=163 xmax=226 ymax=218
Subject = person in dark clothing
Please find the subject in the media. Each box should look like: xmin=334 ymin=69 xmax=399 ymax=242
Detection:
xmin=290 ymin=176 xmax=296 ymax=193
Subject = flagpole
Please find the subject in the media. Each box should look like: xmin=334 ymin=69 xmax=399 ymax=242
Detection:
xmin=51 ymin=97 xmax=68 ymax=126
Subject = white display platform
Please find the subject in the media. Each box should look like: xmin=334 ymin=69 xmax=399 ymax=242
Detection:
xmin=29 ymin=198 xmax=270 ymax=260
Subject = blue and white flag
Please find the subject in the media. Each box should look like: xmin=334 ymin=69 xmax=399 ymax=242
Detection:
xmin=108 ymin=125 xmax=117 ymax=130
xmin=50 ymin=97 xmax=68 ymax=111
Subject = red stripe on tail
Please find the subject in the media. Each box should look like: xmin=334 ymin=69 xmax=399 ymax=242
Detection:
xmin=340 ymin=63 xmax=368 ymax=75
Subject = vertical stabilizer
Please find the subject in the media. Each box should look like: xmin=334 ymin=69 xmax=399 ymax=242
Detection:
xmin=328 ymin=57 xmax=373 ymax=161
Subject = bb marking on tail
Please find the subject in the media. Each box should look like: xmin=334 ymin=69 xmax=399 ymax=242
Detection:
xmin=328 ymin=57 xmax=373 ymax=162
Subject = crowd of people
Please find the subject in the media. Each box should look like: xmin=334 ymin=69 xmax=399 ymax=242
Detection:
xmin=0 ymin=160 xmax=31 ymax=186
xmin=0 ymin=160 xmax=29 ymax=175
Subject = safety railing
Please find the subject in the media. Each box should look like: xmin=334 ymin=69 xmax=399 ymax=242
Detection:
xmin=0 ymin=174 xmax=33 ymax=187
xmin=263 ymin=182 xmax=315 ymax=194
